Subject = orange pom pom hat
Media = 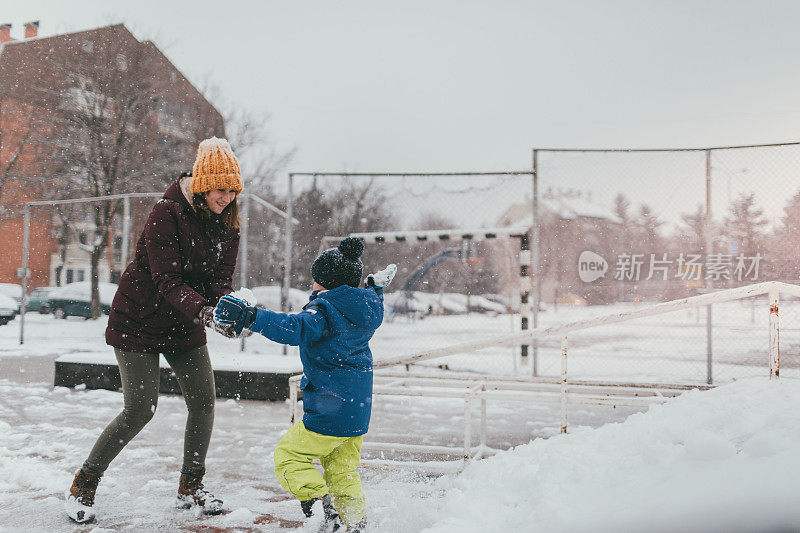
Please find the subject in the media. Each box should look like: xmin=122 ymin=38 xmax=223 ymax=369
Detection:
xmin=190 ymin=137 xmax=243 ymax=194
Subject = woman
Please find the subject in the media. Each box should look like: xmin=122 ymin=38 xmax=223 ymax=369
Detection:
xmin=65 ymin=137 xmax=243 ymax=524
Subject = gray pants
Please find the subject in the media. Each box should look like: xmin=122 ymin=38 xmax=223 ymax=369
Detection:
xmin=83 ymin=346 xmax=216 ymax=476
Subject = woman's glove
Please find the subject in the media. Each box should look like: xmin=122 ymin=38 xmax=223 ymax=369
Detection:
xmin=215 ymin=295 xmax=258 ymax=336
xmin=199 ymin=306 xmax=237 ymax=338
xmin=366 ymin=264 xmax=397 ymax=288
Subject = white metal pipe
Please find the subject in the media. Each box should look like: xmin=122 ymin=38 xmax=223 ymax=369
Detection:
xmin=373 ymin=370 xmax=709 ymax=391
xmin=289 ymin=380 xmax=298 ymax=424
xmin=769 ymin=290 xmax=780 ymax=379
xmin=239 ymin=195 xmax=250 ymax=352
xmin=19 ymin=204 xmax=30 ymax=345
xmin=532 ymin=149 xmax=540 ymax=375
xmin=464 ymin=394 xmax=472 ymax=465
xmin=121 ymin=196 xmax=130 ymax=271
xmin=373 ymin=386 xmax=473 ymax=398
xmin=359 ymin=459 xmax=462 ymax=474
xmin=480 ymin=385 xmax=487 ymax=450
xmin=341 ymin=227 xmax=530 ymax=242
xmin=373 ymin=281 xmax=800 ymax=370
xmin=25 ymin=192 xmax=162 ymax=206
xmin=561 ymin=334 xmax=568 ymax=434
xmin=281 ymin=174 xmax=294 ymax=355
xmin=244 ymin=193 xmax=299 ymax=224
xmin=362 ymin=442 xmax=482 ymax=456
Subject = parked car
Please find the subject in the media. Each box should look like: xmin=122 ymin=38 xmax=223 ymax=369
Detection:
xmin=27 ymin=286 xmax=58 ymax=314
xmin=0 ymin=293 xmax=16 ymax=325
xmin=0 ymin=283 xmax=22 ymax=313
xmin=47 ymin=281 xmax=117 ymax=319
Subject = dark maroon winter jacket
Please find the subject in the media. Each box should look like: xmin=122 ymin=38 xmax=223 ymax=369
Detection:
xmin=105 ymin=176 xmax=240 ymax=354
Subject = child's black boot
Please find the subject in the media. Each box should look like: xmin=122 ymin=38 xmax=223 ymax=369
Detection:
xmin=300 ymin=494 xmax=342 ymax=531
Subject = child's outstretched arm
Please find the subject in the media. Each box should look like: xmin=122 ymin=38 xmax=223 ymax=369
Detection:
xmin=248 ymin=306 xmax=326 ymax=346
xmin=215 ymin=295 xmax=326 ymax=346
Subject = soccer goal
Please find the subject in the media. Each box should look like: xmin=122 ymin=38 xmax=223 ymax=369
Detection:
xmin=320 ymin=226 xmax=537 ymax=373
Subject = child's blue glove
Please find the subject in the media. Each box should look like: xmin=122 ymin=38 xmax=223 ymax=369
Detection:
xmin=215 ymin=295 xmax=258 ymax=336
xmin=366 ymin=264 xmax=397 ymax=288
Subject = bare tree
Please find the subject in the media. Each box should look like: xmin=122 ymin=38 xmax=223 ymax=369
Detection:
xmin=47 ymin=36 xmax=214 ymax=317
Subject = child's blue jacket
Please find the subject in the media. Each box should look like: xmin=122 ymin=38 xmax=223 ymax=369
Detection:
xmin=249 ymin=285 xmax=384 ymax=437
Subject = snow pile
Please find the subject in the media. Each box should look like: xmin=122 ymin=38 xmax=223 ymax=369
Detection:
xmin=422 ymin=377 xmax=800 ymax=533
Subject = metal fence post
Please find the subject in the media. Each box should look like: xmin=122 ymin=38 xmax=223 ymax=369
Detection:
xmin=532 ymin=149 xmax=540 ymax=376
xmin=705 ymin=149 xmax=713 ymax=385
xmin=121 ymin=195 xmax=131 ymax=269
xmin=19 ymin=203 xmax=30 ymax=345
xmin=282 ymin=174 xmax=294 ymax=355
xmin=289 ymin=379 xmax=299 ymax=424
xmin=769 ymin=290 xmax=780 ymax=379
xmin=239 ymin=194 xmax=250 ymax=352
xmin=560 ymin=333 xmax=568 ymax=434
xmin=463 ymin=393 xmax=472 ymax=465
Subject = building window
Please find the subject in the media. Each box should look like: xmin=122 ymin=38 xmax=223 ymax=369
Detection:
xmin=66 ymin=268 xmax=86 ymax=284
xmin=78 ymin=232 xmax=87 ymax=245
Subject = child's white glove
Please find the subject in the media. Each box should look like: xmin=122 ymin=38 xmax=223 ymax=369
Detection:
xmin=366 ymin=264 xmax=397 ymax=288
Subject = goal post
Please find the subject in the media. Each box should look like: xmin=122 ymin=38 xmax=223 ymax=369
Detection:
xmin=321 ymin=225 xmax=537 ymax=373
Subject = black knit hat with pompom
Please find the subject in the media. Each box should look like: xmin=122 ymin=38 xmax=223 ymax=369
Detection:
xmin=311 ymin=237 xmax=365 ymax=289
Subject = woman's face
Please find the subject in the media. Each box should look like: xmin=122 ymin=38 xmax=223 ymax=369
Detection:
xmin=205 ymin=189 xmax=237 ymax=214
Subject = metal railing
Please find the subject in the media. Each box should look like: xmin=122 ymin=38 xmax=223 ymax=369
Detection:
xmin=287 ymin=281 xmax=793 ymax=472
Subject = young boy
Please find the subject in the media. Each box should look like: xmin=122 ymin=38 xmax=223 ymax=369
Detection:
xmin=215 ymin=237 xmax=396 ymax=531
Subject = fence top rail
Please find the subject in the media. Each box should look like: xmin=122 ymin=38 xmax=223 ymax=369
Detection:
xmin=243 ymin=193 xmax=299 ymax=224
xmin=373 ymin=280 xmax=800 ymax=370
xmin=322 ymin=227 xmax=530 ymax=245
xmin=288 ymin=171 xmax=534 ymax=177
xmin=533 ymin=141 xmax=800 ymax=153
xmin=25 ymin=192 xmax=163 ymax=206
xmin=24 ymin=191 xmax=295 ymax=220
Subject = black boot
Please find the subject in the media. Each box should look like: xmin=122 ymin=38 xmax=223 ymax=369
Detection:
xmin=301 ymin=497 xmax=318 ymax=517
xmin=300 ymin=494 xmax=341 ymax=531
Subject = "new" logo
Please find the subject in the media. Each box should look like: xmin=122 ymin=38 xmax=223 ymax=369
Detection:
xmin=578 ymin=251 xmax=608 ymax=283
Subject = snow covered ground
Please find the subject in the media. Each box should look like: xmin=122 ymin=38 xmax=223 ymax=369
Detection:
xmin=1 ymin=303 xmax=799 ymax=531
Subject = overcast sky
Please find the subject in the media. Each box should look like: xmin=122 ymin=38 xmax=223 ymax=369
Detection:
xmin=5 ymin=0 xmax=800 ymax=224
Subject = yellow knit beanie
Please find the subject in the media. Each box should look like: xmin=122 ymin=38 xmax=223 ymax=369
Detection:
xmin=190 ymin=137 xmax=243 ymax=194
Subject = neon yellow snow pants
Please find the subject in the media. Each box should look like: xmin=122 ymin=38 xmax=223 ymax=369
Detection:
xmin=273 ymin=421 xmax=365 ymax=525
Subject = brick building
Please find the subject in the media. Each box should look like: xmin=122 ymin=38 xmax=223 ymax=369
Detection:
xmin=0 ymin=22 xmax=225 ymax=289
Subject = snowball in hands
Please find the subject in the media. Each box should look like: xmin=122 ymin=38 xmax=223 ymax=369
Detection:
xmin=228 ymin=288 xmax=256 ymax=307
xmin=367 ymin=264 xmax=397 ymax=288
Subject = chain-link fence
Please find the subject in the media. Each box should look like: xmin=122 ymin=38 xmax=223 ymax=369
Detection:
xmin=530 ymin=143 xmax=800 ymax=384
xmin=13 ymin=145 xmax=799 ymax=385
